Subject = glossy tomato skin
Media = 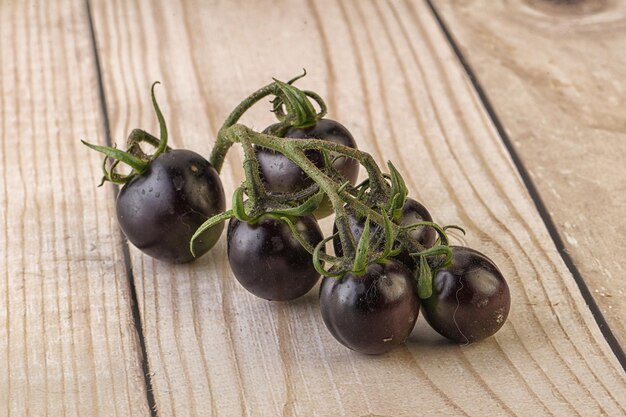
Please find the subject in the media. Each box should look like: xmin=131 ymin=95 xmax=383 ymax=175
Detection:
xmin=255 ymin=139 xmax=323 ymax=194
xmin=421 ymin=246 xmax=510 ymax=343
xmin=332 ymin=198 xmax=436 ymax=262
xmin=256 ymin=119 xmax=359 ymax=217
xmin=227 ymin=215 xmax=323 ymax=301
xmin=116 ymin=149 xmax=226 ymax=263
xmin=319 ymin=260 xmax=419 ymax=354
xmin=282 ymin=119 xmax=359 ymax=185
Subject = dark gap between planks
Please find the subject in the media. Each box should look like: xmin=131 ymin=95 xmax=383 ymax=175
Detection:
xmin=425 ymin=0 xmax=626 ymax=371
xmin=84 ymin=0 xmax=159 ymax=415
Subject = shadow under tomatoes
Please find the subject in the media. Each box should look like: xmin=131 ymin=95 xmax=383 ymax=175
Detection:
xmin=420 ymin=246 xmax=511 ymax=343
xmin=116 ymin=149 xmax=225 ymax=264
xmin=227 ymin=215 xmax=323 ymax=301
xmin=319 ymin=260 xmax=419 ymax=355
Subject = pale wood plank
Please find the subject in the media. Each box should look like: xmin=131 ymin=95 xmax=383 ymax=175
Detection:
xmin=91 ymin=0 xmax=626 ymax=415
xmin=431 ymin=0 xmax=626 ymax=348
xmin=0 ymin=1 xmax=150 ymax=416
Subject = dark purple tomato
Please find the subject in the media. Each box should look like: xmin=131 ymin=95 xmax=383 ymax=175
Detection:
xmin=319 ymin=260 xmax=419 ymax=354
xmin=255 ymin=137 xmax=324 ymax=194
xmin=116 ymin=149 xmax=226 ymax=263
xmin=281 ymin=119 xmax=359 ymax=186
xmin=256 ymin=119 xmax=359 ymax=217
xmin=227 ymin=215 xmax=323 ymax=301
xmin=420 ymin=246 xmax=510 ymax=343
xmin=332 ymin=198 xmax=436 ymax=263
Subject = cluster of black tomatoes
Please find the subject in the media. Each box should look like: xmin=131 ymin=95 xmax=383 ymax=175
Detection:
xmin=84 ymin=76 xmax=510 ymax=355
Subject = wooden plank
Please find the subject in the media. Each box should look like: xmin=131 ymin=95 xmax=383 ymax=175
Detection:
xmin=0 ymin=1 xmax=150 ymax=416
xmin=430 ymin=0 xmax=626 ymax=348
xmin=91 ymin=0 xmax=626 ymax=415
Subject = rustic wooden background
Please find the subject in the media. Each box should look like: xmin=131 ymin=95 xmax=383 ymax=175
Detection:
xmin=1 ymin=0 xmax=625 ymax=416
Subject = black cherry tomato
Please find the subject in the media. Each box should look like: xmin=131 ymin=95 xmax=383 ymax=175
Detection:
xmin=227 ymin=215 xmax=323 ymax=301
xmin=255 ymin=138 xmax=323 ymax=194
xmin=256 ymin=119 xmax=359 ymax=217
xmin=319 ymin=260 xmax=419 ymax=354
xmin=420 ymin=246 xmax=510 ymax=343
xmin=116 ymin=149 xmax=226 ymax=263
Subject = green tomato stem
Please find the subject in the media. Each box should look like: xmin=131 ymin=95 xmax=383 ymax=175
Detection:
xmin=210 ymin=82 xmax=280 ymax=172
xmin=221 ymin=124 xmax=434 ymax=263
xmin=238 ymin=133 xmax=267 ymax=215
xmin=82 ymin=82 xmax=169 ymax=185
xmin=204 ymin=75 xmax=455 ymax=288
xmin=150 ymin=81 xmax=169 ymax=157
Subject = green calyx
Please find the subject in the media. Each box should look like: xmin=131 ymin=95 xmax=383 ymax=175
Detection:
xmin=386 ymin=161 xmax=408 ymax=221
xmin=351 ymin=216 xmax=371 ymax=275
xmin=412 ymin=245 xmax=455 ymax=299
xmin=270 ymin=69 xmax=327 ymax=131
xmin=271 ymin=78 xmax=318 ymax=129
xmin=82 ymin=81 xmax=169 ymax=185
xmin=189 ymin=209 xmax=235 ymax=258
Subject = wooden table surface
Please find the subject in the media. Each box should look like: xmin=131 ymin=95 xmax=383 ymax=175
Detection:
xmin=2 ymin=1 xmax=625 ymax=416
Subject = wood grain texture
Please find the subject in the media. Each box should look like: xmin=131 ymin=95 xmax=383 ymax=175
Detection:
xmin=89 ymin=0 xmax=626 ymax=415
xmin=0 ymin=1 xmax=150 ymax=416
xmin=431 ymin=0 xmax=626 ymax=348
